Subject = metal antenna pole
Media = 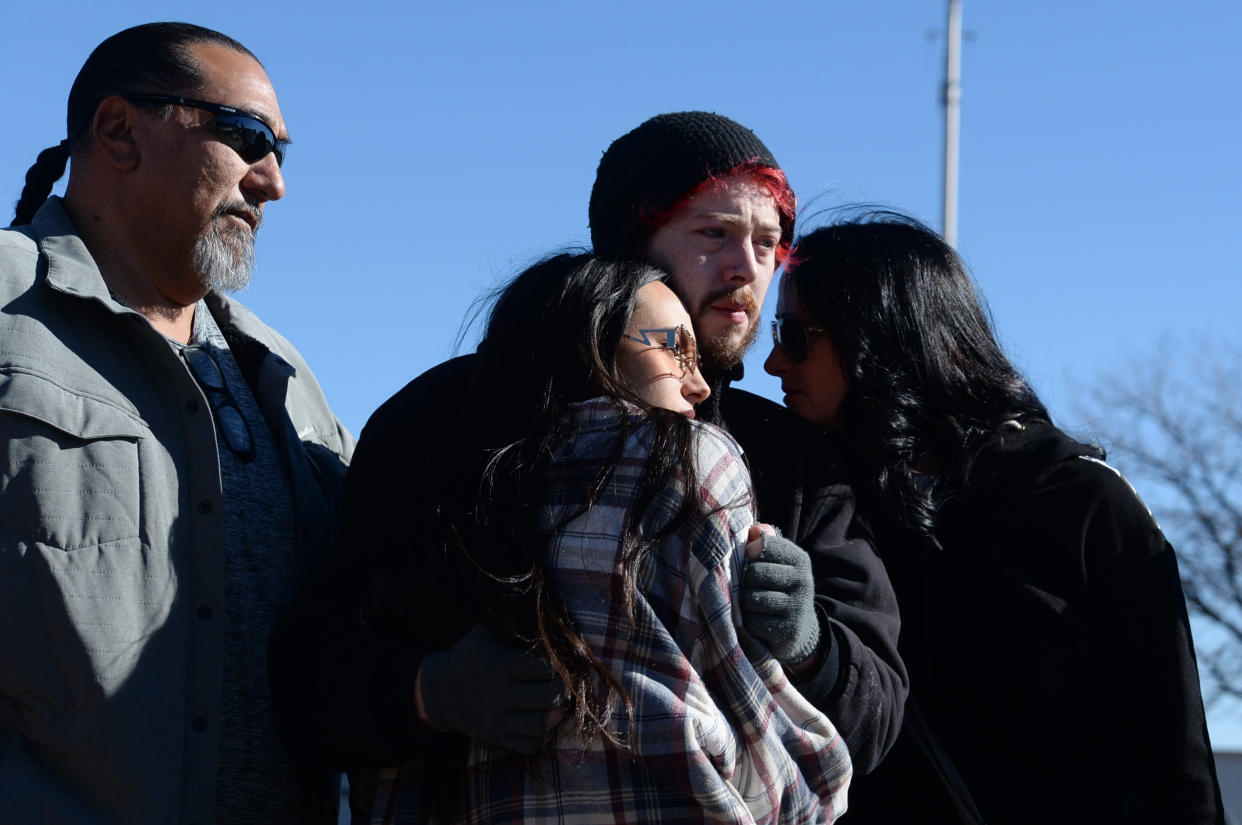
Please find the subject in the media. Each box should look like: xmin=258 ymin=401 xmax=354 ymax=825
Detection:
xmin=943 ymin=0 xmax=963 ymax=247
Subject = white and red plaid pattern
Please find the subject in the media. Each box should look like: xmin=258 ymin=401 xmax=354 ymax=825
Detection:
xmin=373 ymin=398 xmax=851 ymax=824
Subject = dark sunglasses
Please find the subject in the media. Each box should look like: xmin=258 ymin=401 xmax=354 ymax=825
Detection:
xmin=624 ymin=325 xmax=699 ymax=378
xmin=126 ymin=94 xmax=288 ymax=167
xmin=771 ymin=317 xmax=828 ymax=363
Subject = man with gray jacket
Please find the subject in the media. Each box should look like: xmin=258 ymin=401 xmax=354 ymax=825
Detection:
xmin=0 ymin=23 xmax=351 ymax=824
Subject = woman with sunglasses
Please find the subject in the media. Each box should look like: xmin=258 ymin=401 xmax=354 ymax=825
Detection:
xmin=763 ymin=214 xmax=1222 ymax=824
xmin=360 ymin=252 xmax=850 ymax=823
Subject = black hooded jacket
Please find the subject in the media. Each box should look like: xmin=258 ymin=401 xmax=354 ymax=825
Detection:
xmin=843 ymin=419 xmax=1224 ymax=824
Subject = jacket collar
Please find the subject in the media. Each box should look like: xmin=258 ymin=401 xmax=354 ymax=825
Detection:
xmin=699 ymin=361 xmax=744 ymax=426
xmin=31 ymin=197 xmax=127 ymax=312
xmin=30 ymin=198 xmax=279 ymax=369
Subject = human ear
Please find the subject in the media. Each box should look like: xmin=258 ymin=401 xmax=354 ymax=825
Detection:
xmin=89 ymin=96 xmax=141 ymax=171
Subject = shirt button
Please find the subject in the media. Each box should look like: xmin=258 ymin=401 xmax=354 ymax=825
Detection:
xmin=197 ymin=604 xmax=213 ymax=621
xmin=185 ymin=398 xmax=201 ymax=413
xmin=192 ymin=716 xmax=208 ymax=733
xmin=198 ymin=499 xmax=213 ymax=515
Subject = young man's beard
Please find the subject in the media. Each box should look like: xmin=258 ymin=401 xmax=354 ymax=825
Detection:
xmin=696 ymin=287 xmax=760 ymax=372
xmin=192 ymin=208 xmax=258 ymax=293
xmin=699 ymin=319 xmax=759 ymax=372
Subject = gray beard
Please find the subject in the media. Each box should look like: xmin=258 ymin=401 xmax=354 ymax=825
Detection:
xmin=192 ymin=220 xmax=255 ymax=293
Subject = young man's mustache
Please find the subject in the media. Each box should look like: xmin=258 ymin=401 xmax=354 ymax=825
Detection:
xmin=700 ymin=288 xmax=758 ymax=316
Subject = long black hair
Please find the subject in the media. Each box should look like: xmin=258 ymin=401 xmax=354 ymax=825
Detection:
xmin=452 ymin=252 xmax=703 ymax=744
xmin=11 ymin=22 xmax=257 ymax=227
xmin=786 ymin=213 xmax=1049 ymax=540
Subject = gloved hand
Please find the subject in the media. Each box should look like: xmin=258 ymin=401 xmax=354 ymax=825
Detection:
xmin=417 ymin=622 xmax=562 ymax=753
xmin=740 ymin=532 xmax=822 ymax=669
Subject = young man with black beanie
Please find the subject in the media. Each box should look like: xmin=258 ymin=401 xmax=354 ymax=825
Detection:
xmin=270 ymin=112 xmax=908 ymax=817
xmin=588 ymin=111 xmax=907 ymax=771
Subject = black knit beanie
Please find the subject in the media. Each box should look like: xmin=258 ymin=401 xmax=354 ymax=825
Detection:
xmin=589 ymin=111 xmax=783 ymax=259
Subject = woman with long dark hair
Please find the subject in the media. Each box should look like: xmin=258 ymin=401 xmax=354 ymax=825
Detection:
xmin=763 ymin=214 xmax=1222 ymax=824
xmin=366 ymin=252 xmax=850 ymax=823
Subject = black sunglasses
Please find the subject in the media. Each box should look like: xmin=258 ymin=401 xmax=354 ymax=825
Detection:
xmin=624 ymin=324 xmax=700 ymax=378
xmin=771 ymin=317 xmax=828 ymax=363
xmin=126 ymin=94 xmax=288 ymax=167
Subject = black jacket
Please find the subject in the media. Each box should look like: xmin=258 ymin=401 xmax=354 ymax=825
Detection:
xmin=270 ymin=355 xmax=907 ymax=776
xmin=842 ymin=420 xmax=1224 ymax=824
xmin=715 ymin=376 xmax=906 ymax=773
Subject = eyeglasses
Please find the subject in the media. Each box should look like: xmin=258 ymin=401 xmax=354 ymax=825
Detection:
xmin=126 ymin=94 xmax=289 ymax=167
xmin=624 ymin=325 xmax=699 ymax=377
xmin=771 ymin=317 xmax=828 ymax=363
xmin=182 ymin=345 xmax=256 ymax=463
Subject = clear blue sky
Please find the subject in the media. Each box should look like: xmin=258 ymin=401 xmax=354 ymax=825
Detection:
xmin=4 ymin=1 xmax=1240 ymax=747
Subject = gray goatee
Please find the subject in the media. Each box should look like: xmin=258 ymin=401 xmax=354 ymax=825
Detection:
xmin=192 ymin=204 xmax=260 ymax=293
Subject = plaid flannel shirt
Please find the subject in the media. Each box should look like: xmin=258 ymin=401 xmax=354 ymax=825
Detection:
xmin=373 ymin=398 xmax=851 ymax=823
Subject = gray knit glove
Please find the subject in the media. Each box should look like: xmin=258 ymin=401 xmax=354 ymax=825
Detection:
xmin=418 ymin=623 xmax=561 ymax=754
xmin=740 ymin=534 xmax=822 ymax=668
